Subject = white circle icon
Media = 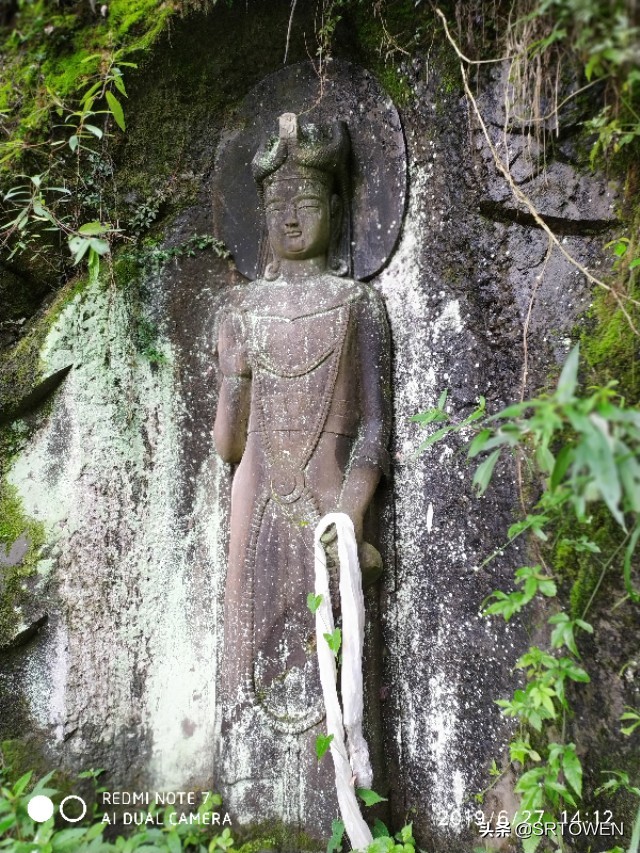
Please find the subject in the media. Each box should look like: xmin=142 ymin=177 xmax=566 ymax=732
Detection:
xmin=59 ymin=795 xmax=87 ymax=823
xmin=27 ymin=795 xmax=54 ymax=823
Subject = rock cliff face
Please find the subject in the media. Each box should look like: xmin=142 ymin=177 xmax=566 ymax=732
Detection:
xmin=0 ymin=2 xmax=626 ymax=851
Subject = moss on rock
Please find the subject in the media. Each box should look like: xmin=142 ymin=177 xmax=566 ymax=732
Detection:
xmin=0 ymin=274 xmax=89 ymax=426
xmin=0 ymin=479 xmax=45 ymax=649
xmin=0 ymin=0 xmax=175 ymax=173
xmin=233 ymin=819 xmax=324 ymax=853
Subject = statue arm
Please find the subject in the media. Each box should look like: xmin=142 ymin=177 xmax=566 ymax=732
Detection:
xmin=213 ymin=311 xmax=251 ymax=464
xmin=338 ymin=289 xmax=392 ymax=542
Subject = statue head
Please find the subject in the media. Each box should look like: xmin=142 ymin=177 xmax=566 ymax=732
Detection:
xmin=252 ymin=113 xmax=351 ymax=280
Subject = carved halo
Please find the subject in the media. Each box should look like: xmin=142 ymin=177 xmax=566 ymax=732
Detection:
xmin=214 ymin=60 xmax=407 ymax=281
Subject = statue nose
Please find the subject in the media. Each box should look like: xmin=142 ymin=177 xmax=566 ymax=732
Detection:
xmin=285 ymin=204 xmax=298 ymax=226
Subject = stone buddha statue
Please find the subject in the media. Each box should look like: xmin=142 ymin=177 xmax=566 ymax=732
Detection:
xmin=214 ymin=112 xmax=391 ymax=833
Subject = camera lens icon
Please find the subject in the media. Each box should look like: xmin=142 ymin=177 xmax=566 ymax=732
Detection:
xmin=28 ymin=794 xmax=87 ymax=824
xmin=27 ymin=795 xmax=54 ymax=823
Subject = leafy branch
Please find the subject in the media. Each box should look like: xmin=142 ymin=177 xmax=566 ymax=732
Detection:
xmin=415 ymin=344 xmax=640 ymax=850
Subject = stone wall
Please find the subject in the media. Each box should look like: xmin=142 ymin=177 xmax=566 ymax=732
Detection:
xmin=0 ymin=2 xmax=622 ymax=851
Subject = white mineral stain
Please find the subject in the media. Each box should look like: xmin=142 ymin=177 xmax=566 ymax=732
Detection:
xmin=23 ymin=620 xmax=68 ymax=743
xmin=425 ymin=625 xmax=465 ymax=821
xmin=426 ymin=502 xmax=434 ymax=533
xmin=433 ymin=299 xmax=463 ymax=341
xmin=7 ymin=276 xmax=223 ymax=789
xmin=376 ymin=162 xmax=469 ymax=833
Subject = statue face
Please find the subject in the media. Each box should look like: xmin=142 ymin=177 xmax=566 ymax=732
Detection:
xmin=264 ymin=178 xmax=331 ymax=263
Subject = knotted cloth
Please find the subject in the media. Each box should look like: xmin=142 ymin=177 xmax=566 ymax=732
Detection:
xmin=314 ymin=513 xmax=374 ymax=851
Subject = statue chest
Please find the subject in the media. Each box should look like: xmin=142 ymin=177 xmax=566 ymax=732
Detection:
xmin=246 ymin=304 xmax=350 ymax=378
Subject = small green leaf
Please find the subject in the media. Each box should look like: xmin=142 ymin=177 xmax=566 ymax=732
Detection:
xmin=410 ymin=409 xmax=448 ymax=425
xmin=84 ymin=124 xmax=103 ymax=139
xmin=472 ymin=449 xmax=501 ymax=496
xmin=166 ymin=832 xmax=181 ymax=853
xmin=81 ymin=80 xmax=102 ymax=103
xmin=86 ymin=822 xmax=104 ymax=841
xmin=87 ymin=247 xmax=102 ymax=283
xmin=620 ymin=707 xmax=640 ymax=736
xmin=327 ymin=819 xmax=345 ymax=853
xmin=562 ymin=744 xmax=583 ymax=797
xmin=78 ymin=220 xmax=109 ymax=236
xmin=556 ymin=344 xmax=579 ymax=403
xmin=468 ymin=428 xmax=492 ymax=459
xmin=315 ymin=733 xmax=334 ymax=760
xmin=550 ymin=445 xmax=573 ymax=490
xmin=13 ymin=771 xmax=32 ymax=796
xmin=396 ymin=823 xmax=414 ymax=845
xmin=372 ymin=819 xmax=390 ymax=838
xmin=68 ymin=235 xmax=90 ymax=264
xmin=106 ymin=90 xmax=126 ymax=131
xmin=324 ymin=628 xmax=341 ymax=656
xmin=112 ymin=70 xmax=128 ymax=96
xmin=357 ymin=788 xmax=388 ymax=806
xmin=89 ymin=237 xmax=110 ymax=255
xmin=307 ymin=593 xmax=323 ymax=614
xmin=538 ymin=577 xmax=557 ymax=597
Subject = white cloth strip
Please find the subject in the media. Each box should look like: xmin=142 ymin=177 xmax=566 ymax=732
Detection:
xmin=314 ymin=512 xmax=373 ymax=851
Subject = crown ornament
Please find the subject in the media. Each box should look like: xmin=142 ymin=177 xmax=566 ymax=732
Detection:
xmin=252 ymin=113 xmax=350 ymax=199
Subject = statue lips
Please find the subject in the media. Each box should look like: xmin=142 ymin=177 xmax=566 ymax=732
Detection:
xmin=284 ymin=227 xmax=303 ymax=249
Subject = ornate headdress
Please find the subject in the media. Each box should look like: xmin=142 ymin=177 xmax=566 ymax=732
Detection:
xmin=252 ymin=113 xmax=352 ymax=279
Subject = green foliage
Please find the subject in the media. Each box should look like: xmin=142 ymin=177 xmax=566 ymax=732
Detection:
xmin=356 ymin=789 xmax=388 ymax=807
xmin=0 ymin=762 xmax=236 ymax=853
xmin=0 ymin=479 xmax=45 ymax=648
xmin=517 ymin=0 xmax=640 ymax=168
xmin=620 ymin=707 xmax=640 ymax=737
xmin=323 ymin=628 xmax=342 ymax=657
xmin=415 ymin=345 xmax=640 ymax=846
xmin=326 ymin=819 xmax=345 ymax=853
xmin=0 ymin=47 xmax=138 ymax=283
xmin=314 ymin=734 xmax=334 ymax=761
xmin=431 ymin=344 xmax=640 ymax=548
xmin=0 ymin=0 xmax=198 ymax=287
xmin=306 ymin=593 xmax=323 ymax=614
xmin=364 ymin=822 xmax=415 ymax=853
xmin=131 ymin=235 xmax=230 ymax=279
xmin=0 ymin=1 xmax=171 ymax=163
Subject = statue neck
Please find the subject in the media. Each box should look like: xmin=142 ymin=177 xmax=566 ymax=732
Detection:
xmin=278 ymin=256 xmax=327 ymax=280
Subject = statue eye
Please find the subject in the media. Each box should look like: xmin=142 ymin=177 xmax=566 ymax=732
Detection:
xmin=296 ymin=199 xmax=321 ymax=210
xmin=266 ymin=203 xmax=285 ymax=214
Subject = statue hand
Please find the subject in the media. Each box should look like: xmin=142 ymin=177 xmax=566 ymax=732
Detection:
xmin=333 ymin=506 xmax=363 ymax=545
xmin=319 ymin=509 xmax=362 ymax=545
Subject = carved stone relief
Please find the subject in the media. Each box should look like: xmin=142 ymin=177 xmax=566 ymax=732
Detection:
xmin=214 ymin=89 xmax=402 ymax=835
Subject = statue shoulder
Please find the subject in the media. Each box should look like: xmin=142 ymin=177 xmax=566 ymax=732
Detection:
xmin=349 ymin=281 xmax=388 ymax=317
xmin=324 ymin=275 xmax=366 ymax=304
xmin=241 ymin=278 xmax=273 ymax=313
xmin=218 ymin=283 xmax=250 ymax=317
